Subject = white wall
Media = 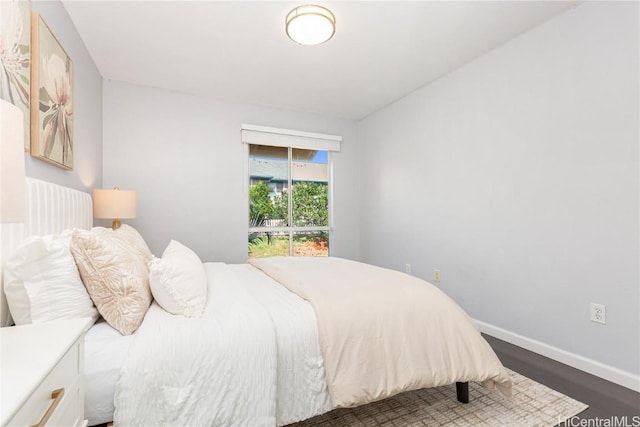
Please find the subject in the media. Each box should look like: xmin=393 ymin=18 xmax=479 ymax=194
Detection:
xmin=358 ymin=1 xmax=639 ymax=384
xmin=103 ymin=81 xmax=360 ymax=263
xmin=26 ymin=1 xmax=103 ymax=191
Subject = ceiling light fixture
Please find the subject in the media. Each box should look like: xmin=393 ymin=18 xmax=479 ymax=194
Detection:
xmin=286 ymin=5 xmax=336 ymax=46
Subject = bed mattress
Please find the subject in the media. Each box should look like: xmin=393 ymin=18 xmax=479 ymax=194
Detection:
xmin=84 ymin=319 xmax=134 ymax=426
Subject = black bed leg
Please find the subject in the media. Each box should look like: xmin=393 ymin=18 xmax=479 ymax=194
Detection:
xmin=456 ymin=382 xmax=469 ymax=404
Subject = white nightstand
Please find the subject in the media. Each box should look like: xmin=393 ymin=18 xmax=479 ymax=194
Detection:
xmin=1 ymin=318 xmax=92 ymax=427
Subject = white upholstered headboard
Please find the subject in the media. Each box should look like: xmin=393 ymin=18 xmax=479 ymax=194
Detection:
xmin=0 ymin=178 xmax=93 ymax=327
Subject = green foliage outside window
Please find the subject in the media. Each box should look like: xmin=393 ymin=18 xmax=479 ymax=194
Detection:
xmin=249 ymin=180 xmax=328 ymax=250
xmin=249 ymin=181 xmax=273 ymax=223
xmin=249 ymin=181 xmax=328 ymax=226
xmin=272 ymin=190 xmax=288 ymax=221
xmin=291 ymin=182 xmax=328 ymax=226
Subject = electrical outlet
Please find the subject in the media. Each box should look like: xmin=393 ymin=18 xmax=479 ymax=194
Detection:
xmin=405 ymin=264 xmax=411 ymax=274
xmin=590 ymin=303 xmax=606 ymax=324
xmin=434 ymin=269 xmax=441 ymax=283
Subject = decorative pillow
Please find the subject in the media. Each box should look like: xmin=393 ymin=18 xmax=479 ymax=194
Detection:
xmin=70 ymin=224 xmax=153 ymax=335
xmin=3 ymin=230 xmax=99 ymax=326
xmin=149 ymin=240 xmax=207 ymax=317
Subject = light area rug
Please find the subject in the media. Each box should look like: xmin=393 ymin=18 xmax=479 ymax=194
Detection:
xmin=287 ymin=368 xmax=588 ymax=427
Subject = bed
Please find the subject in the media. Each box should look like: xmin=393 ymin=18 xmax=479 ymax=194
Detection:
xmin=0 ymin=179 xmax=511 ymax=427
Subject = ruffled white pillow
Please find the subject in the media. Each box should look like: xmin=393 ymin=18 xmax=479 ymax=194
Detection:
xmin=4 ymin=230 xmax=99 ymax=325
xmin=149 ymin=240 xmax=207 ymax=317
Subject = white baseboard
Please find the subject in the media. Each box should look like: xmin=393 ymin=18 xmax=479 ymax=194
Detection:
xmin=476 ymin=320 xmax=640 ymax=393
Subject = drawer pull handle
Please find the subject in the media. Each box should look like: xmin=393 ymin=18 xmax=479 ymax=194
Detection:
xmin=31 ymin=388 xmax=65 ymax=427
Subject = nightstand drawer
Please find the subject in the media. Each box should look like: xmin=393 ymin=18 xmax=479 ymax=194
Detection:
xmin=46 ymin=377 xmax=84 ymax=427
xmin=6 ymin=338 xmax=82 ymax=427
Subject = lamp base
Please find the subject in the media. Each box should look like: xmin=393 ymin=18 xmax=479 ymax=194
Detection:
xmin=112 ymin=218 xmax=121 ymax=230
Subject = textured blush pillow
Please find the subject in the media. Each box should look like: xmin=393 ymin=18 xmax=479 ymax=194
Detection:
xmin=149 ymin=240 xmax=207 ymax=317
xmin=70 ymin=224 xmax=153 ymax=335
xmin=3 ymin=230 xmax=99 ymax=325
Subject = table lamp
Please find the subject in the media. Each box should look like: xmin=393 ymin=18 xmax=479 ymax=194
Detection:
xmin=93 ymin=187 xmax=136 ymax=230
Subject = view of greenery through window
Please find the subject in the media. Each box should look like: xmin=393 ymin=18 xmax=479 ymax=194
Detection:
xmin=248 ymin=144 xmax=329 ymax=258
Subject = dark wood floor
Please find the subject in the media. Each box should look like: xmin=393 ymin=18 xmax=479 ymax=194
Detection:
xmin=483 ymin=334 xmax=640 ymax=423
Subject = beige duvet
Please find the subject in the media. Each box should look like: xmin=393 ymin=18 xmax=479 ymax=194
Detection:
xmin=249 ymin=256 xmax=512 ymax=408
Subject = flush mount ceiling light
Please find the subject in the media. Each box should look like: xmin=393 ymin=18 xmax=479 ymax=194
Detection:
xmin=286 ymin=5 xmax=336 ymax=46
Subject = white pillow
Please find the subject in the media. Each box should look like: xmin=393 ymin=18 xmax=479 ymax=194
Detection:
xmin=149 ymin=240 xmax=207 ymax=317
xmin=4 ymin=230 xmax=99 ymax=325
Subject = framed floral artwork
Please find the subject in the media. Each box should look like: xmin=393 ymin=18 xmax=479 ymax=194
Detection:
xmin=0 ymin=0 xmax=31 ymax=150
xmin=30 ymin=12 xmax=73 ymax=170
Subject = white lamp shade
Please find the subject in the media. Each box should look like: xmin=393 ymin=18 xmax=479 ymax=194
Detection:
xmin=286 ymin=5 xmax=336 ymax=46
xmin=0 ymin=100 xmax=26 ymax=223
xmin=93 ymin=188 xmax=137 ymax=219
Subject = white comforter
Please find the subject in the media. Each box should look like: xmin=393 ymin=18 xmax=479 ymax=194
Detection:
xmin=114 ymin=263 xmax=332 ymax=427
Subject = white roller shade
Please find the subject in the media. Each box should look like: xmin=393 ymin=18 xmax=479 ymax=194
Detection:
xmin=241 ymin=124 xmax=341 ymax=152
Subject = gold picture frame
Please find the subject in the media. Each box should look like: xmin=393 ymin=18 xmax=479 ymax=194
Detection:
xmin=30 ymin=12 xmax=73 ymax=170
xmin=0 ymin=0 xmax=32 ymax=151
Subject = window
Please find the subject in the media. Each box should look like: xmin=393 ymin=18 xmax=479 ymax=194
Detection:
xmin=243 ymin=125 xmax=341 ymax=258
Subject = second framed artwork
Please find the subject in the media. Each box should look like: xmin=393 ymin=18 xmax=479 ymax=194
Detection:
xmin=30 ymin=12 xmax=74 ymax=170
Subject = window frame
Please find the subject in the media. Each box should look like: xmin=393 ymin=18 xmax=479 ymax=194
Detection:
xmin=243 ymin=124 xmax=340 ymax=258
xmin=247 ymin=144 xmax=333 ymax=256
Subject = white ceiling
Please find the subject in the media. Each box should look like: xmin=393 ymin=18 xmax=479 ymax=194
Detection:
xmin=62 ymin=1 xmax=577 ymax=121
